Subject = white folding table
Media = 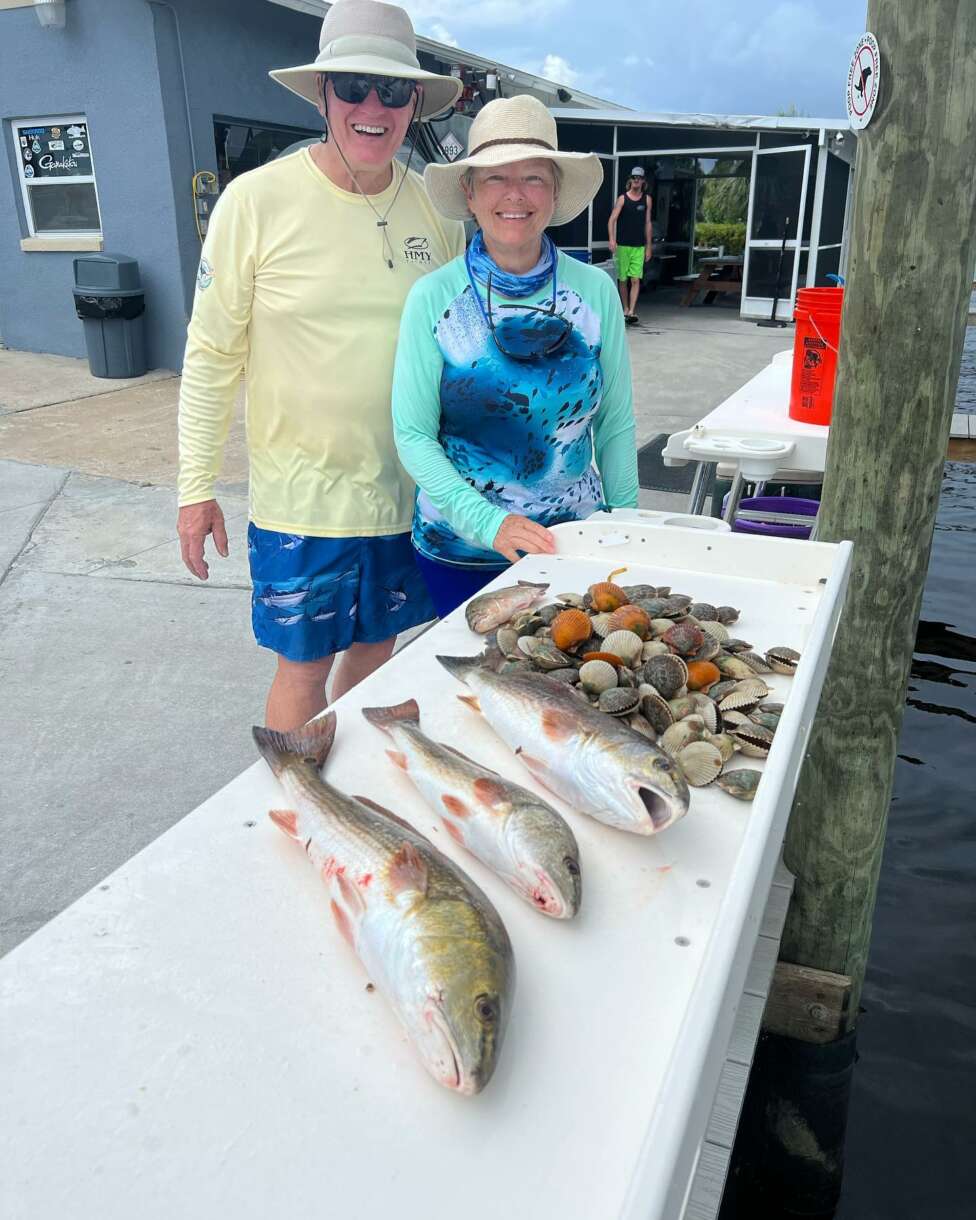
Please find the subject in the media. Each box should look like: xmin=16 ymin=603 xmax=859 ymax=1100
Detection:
xmin=662 ymin=350 xmax=830 ymax=522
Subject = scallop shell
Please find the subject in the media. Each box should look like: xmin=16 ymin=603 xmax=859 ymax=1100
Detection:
xmin=723 ymin=638 xmax=754 ymax=654
xmin=555 ymin=592 xmax=585 ymax=607
xmin=716 ymin=768 xmax=761 ymax=801
xmin=641 ymin=654 xmax=688 ymax=700
xmin=714 ymin=653 xmax=761 ymax=680
xmin=704 ymin=730 xmax=737 ymax=764
xmin=641 ymin=639 xmax=670 ymax=661
xmin=599 ymin=687 xmax=640 ymax=716
xmin=601 ymin=630 xmax=643 ymax=666
xmin=716 ymin=605 xmax=740 ymax=625
xmin=749 ymin=711 xmax=781 ymax=732
xmin=537 ymin=603 xmax=564 ymax=625
xmin=638 ymin=686 xmax=675 ymax=734
xmin=496 ymin=625 xmax=521 ymax=658
xmin=688 ymin=636 xmax=721 ymax=663
xmin=589 ymin=612 xmax=614 ymax=638
xmin=548 ymin=667 xmax=582 ymax=684
xmin=581 ymin=650 xmax=623 ymax=666
xmin=649 ymin=617 xmax=676 ymax=638
xmin=588 ymin=581 xmax=629 ymax=612
xmin=718 ymin=679 xmax=770 ymax=713
xmin=737 ymin=650 xmax=774 ymax=675
xmin=662 ymin=621 xmax=705 ymax=657
xmin=700 ymin=620 xmax=731 ymax=644
xmin=660 ymin=717 xmax=706 ymax=758
xmin=765 ymin=646 xmax=801 ymax=675
xmin=686 ymin=659 xmax=721 ymax=692
xmin=677 ymin=740 xmax=723 ymax=787
xmin=579 ymin=659 xmax=618 ymax=695
xmin=617 ymin=666 xmax=639 ymax=689
xmin=690 ymin=693 xmax=720 ymax=733
xmin=759 ymin=701 xmax=785 ymax=714
xmin=550 ymin=608 xmax=593 ymax=651
xmin=635 ymin=597 xmax=670 ymax=618
xmin=688 ymin=602 xmax=718 ymax=622
xmin=518 ymin=637 xmax=575 ymax=669
xmin=606 ymin=605 xmax=652 ymax=639
xmin=626 ymin=711 xmax=658 ymax=741
xmin=720 ymin=710 xmax=751 ymax=728
xmin=668 ymin=694 xmax=700 ymax=722
xmin=708 ymin=679 xmax=740 ymax=704
xmin=728 ymin=723 xmax=775 ymax=758
xmin=620 ymin=584 xmax=659 ymax=602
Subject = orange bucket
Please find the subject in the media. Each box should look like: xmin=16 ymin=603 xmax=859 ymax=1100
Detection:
xmin=789 ymin=287 xmax=844 ymax=425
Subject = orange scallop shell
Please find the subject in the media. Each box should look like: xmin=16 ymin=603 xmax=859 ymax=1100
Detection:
xmin=606 ymin=605 xmax=652 ymax=639
xmin=581 ymin=650 xmax=623 ymax=666
xmin=686 ymin=660 xmax=721 ymax=692
xmin=550 ymin=608 xmax=593 ymax=651
xmin=588 ymin=581 xmax=629 ymax=612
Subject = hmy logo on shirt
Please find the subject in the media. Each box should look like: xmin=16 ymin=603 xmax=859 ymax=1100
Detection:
xmin=403 ymin=235 xmax=431 ymax=264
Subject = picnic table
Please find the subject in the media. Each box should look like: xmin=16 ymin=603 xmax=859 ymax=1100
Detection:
xmin=678 ymin=256 xmax=744 ymax=307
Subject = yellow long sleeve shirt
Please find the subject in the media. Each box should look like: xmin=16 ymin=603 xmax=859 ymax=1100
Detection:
xmin=177 ymin=148 xmax=465 ymax=536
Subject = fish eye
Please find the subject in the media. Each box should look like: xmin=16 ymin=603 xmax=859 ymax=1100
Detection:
xmin=564 ymin=856 xmax=581 ymax=876
xmin=654 ymin=756 xmax=674 ymax=772
xmin=474 ymin=994 xmax=498 ymax=1024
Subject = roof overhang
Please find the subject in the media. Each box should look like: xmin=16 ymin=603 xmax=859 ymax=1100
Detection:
xmin=549 ymin=108 xmax=851 ymax=133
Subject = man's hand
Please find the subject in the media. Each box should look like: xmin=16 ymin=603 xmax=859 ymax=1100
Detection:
xmin=645 ymin=246 xmax=652 ymax=262
xmin=492 ymin=514 xmax=557 ymax=564
xmin=609 ymin=239 xmax=618 ymax=255
xmin=178 ymin=499 xmax=229 ymax=580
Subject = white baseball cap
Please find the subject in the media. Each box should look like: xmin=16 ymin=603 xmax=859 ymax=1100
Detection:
xmin=630 ymin=165 xmax=646 ymax=176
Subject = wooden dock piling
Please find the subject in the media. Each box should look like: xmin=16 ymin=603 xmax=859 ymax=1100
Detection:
xmin=751 ymin=0 xmax=976 ymax=1211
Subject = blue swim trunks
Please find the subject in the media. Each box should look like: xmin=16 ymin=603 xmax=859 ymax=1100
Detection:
xmin=248 ymin=526 xmax=436 ymax=662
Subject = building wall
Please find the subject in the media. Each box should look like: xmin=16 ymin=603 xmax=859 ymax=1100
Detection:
xmin=0 ymin=0 xmax=183 ymax=366
xmin=0 ymin=0 xmax=320 ymax=371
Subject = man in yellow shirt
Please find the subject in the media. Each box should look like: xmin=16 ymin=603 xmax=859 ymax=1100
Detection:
xmin=177 ymin=0 xmax=464 ymax=730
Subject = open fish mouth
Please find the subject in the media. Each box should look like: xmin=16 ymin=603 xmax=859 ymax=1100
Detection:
xmin=520 ymin=870 xmax=567 ymax=919
xmin=427 ymin=1008 xmax=465 ymax=1092
xmin=637 ymin=786 xmax=674 ymax=830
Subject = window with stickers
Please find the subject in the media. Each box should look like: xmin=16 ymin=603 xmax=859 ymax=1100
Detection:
xmin=11 ymin=115 xmax=102 ymax=237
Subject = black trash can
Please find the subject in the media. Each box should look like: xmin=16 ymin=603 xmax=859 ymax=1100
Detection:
xmin=72 ymin=253 xmax=147 ymax=378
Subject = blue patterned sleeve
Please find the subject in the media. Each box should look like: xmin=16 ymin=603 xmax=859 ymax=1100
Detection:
xmin=592 ymin=276 xmax=639 ymax=508
xmin=393 ymin=283 xmax=509 ymax=554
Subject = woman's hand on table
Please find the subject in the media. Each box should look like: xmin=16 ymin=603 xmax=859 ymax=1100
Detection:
xmin=492 ymin=514 xmax=557 ymax=563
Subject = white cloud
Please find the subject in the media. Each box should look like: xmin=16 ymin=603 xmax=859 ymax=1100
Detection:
xmin=427 ymin=22 xmax=459 ymax=47
xmin=540 ymin=54 xmax=580 ymax=87
xmin=401 ymin=1 xmax=569 ymax=31
xmin=623 ymin=54 xmax=640 ymax=66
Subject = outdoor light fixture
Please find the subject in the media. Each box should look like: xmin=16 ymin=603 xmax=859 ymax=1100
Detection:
xmin=34 ymin=0 xmax=68 ymax=29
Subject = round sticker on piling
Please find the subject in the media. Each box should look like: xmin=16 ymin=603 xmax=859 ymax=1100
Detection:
xmin=846 ymin=32 xmax=880 ymax=129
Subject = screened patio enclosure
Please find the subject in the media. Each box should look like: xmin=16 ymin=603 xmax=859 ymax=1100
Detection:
xmin=548 ymin=110 xmax=854 ymax=321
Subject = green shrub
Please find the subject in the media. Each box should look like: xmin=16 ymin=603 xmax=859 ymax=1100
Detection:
xmin=694 ymin=222 xmax=747 ymax=255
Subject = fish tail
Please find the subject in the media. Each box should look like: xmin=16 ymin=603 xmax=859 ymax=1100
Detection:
xmin=361 ymin=700 xmax=421 ymax=735
xmin=436 ymin=654 xmax=484 ymax=683
xmin=252 ymin=712 xmax=337 ymax=776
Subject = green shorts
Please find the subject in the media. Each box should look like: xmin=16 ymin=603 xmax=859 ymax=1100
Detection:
xmin=616 ymin=245 xmax=645 ymax=281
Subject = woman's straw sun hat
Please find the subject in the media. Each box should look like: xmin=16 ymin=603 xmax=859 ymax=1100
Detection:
xmin=424 ymin=95 xmax=604 ymax=227
xmin=270 ymin=0 xmax=462 ymax=121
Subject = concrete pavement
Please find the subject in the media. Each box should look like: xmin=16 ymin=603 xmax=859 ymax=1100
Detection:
xmin=0 ymin=290 xmax=790 ymax=951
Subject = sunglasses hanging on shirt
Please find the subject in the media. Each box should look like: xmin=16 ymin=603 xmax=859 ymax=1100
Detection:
xmin=328 ymin=72 xmax=417 ymax=109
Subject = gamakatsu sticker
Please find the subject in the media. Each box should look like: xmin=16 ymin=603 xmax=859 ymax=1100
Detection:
xmin=197 ymin=257 xmax=214 ymax=291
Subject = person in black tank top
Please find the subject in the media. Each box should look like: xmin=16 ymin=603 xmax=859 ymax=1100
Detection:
xmin=608 ymin=166 xmax=652 ymax=323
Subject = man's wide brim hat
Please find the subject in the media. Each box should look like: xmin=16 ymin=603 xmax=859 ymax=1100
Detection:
xmin=424 ymin=95 xmax=604 ymax=228
xmin=270 ymin=0 xmax=462 ymax=121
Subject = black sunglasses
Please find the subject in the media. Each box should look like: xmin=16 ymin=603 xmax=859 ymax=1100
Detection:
xmin=327 ymin=72 xmax=416 ymax=109
xmin=485 ymin=272 xmax=573 ymax=362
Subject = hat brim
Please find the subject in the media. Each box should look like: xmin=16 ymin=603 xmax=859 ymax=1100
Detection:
xmin=270 ymin=56 xmax=462 ymax=121
xmin=424 ymin=145 xmax=604 ymax=228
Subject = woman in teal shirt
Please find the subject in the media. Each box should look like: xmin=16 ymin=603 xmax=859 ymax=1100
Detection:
xmin=392 ymin=95 xmax=639 ymax=616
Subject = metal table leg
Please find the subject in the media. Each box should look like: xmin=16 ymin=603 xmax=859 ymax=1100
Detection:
xmin=687 ymin=461 xmax=716 ymax=515
xmin=722 ymin=470 xmax=747 ymax=526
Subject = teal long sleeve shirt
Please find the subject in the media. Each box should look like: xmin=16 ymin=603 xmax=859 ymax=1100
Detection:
xmin=392 ymin=251 xmax=639 ymax=566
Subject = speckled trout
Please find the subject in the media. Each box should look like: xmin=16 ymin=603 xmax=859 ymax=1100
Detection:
xmin=465 ymin=580 xmax=549 ymax=634
xmin=253 ymin=714 xmax=514 ymax=1095
xmin=362 ymin=700 xmax=582 ymax=919
xmin=436 ymin=657 xmax=691 ymax=835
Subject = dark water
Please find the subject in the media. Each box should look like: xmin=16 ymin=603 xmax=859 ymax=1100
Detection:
xmin=834 ymin=457 xmax=976 ymax=1219
xmin=724 ymin=342 xmax=976 ymax=1218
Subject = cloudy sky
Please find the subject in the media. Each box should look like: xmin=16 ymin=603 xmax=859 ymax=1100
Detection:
xmin=398 ymin=0 xmax=866 ymax=118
